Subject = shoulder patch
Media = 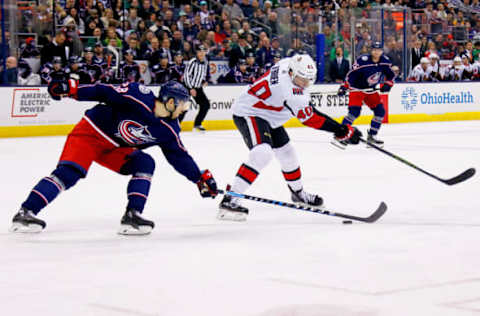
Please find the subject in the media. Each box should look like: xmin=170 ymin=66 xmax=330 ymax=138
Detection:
xmin=139 ymin=85 xmax=152 ymax=94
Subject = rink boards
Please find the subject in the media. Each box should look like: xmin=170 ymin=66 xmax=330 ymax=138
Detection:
xmin=0 ymin=82 xmax=479 ymax=137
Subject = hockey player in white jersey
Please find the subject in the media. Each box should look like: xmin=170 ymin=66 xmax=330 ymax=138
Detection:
xmin=218 ymin=55 xmax=362 ymax=221
xmin=445 ymin=56 xmax=465 ymax=81
xmin=408 ymin=57 xmax=431 ymax=82
xmin=426 ymin=53 xmax=442 ymax=81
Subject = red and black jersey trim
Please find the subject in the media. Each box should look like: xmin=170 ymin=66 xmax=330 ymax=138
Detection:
xmin=236 ymin=163 xmax=259 ymax=184
xmin=282 ymin=167 xmax=301 ymax=181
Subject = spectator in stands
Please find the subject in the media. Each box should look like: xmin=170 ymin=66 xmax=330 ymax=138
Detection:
xmin=20 ymin=37 xmax=40 ymax=59
xmin=329 ymin=46 xmax=350 ymax=83
xmin=270 ymin=37 xmax=284 ymax=58
xmin=170 ymin=50 xmax=185 ymax=83
xmin=183 ymin=41 xmax=195 ymax=60
xmin=223 ymin=0 xmax=245 ymax=29
xmin=0 ymin=56 xmax=18 ymax=85
xmin=40 ymin=31 xmax=68 ymax=66
xmin=240 ymin=0 xmax=254 ymax=18
xmin=124 ymin=36 xmax=142 ymax=59
xmin=17 ymin=59 xmax=41 ymax=86
xmin=256 ymin=37 xmax=273 ymax=67
xmin=160 ymin=38 xmax=173 ymax=63
xmin=104 ymin=27 xmax=122 ymax=48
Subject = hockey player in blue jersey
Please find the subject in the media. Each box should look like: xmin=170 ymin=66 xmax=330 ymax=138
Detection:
xmin=10 ymin=80 xmax=218 ymax=235
xmin=335 ymin=41 xmax=395 ymax=148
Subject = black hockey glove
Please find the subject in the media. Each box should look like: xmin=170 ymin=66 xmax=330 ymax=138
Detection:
xmin=48 ymin=79 xmax=79 ymax=100
xmin=380 ymin=83 xmax=392 ymax=93
xmin=334 ymin=124 xmax=362 ymax=145
xmin=337 ymin=85 xmax=348 ymax=96
xmin=196 ymin=169 xmax=218 ymax=198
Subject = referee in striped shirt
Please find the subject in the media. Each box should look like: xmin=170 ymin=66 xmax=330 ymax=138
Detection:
xmin=184 ymin=44 xmax=211 ymax=132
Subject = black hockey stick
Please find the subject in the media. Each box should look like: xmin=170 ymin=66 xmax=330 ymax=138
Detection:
xmin=360 ymin=138 xmax=476 ymax=185
xmin=218 ymin=189 xmax=387 ymax=223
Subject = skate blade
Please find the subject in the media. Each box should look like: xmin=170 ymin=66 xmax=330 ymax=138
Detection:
xmin=117 ymin=224 xmax=152 ymax=236
xmin=330 ymin=140 xmax=347 ymax=150
xmin=217 ymin=209 xmax=247 ymax=222
xmin=9 ymin=222 xmax=43 ymax=233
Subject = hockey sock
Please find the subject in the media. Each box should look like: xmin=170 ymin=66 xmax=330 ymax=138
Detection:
xmin=369 ymin=103 xmax=386 ymax=135
xmin=273 ymin=142 xmax=303 ymax=192
xmin=22 ymin=165 xmax=83 ymax=215
xmin=232 ymin=143 xmax=273 ymax=193
xmin=121 ymin=152 xmax=155 ymax=213
xmin=342 ymin=106 xmax=361 ymax=126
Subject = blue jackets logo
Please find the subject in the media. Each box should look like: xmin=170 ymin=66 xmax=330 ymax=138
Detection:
xmin=116 ymin=120 xmax=156 ymax=145
xmin=401 ymin=87 xmax=418 ymax=111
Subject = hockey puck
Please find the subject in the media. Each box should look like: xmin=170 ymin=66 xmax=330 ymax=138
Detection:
xmin=342 ymin=220 xmax=353 ymax=224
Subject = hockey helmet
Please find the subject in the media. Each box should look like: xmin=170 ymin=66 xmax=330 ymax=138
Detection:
xmin=371 ymin=41 xmax=383 ymax=49
xmin=288 ymin=54 xmax=317 ymax=88
xmin=52 ymin=56 xmax=62 ymax=64
xmin=420 ymin=57 xmax=430 ymax=64
xmin=157 ymin=81 xmax=192 ymax=119
xmin=429 ymin=53 xmax=439 ymax=60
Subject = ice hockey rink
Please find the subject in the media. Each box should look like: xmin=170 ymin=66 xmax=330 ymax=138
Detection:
xmin=1 ymin=120 xmax=479 ymax=316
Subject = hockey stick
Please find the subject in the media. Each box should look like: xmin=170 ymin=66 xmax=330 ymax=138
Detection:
xmin=360 ymin=138 xmax=476 ymax=185
xmin=217 ymin=189 xmax=387 ymax=223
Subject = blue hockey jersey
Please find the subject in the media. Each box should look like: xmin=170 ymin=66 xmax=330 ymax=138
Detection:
xmin=76 ymin=82 xmax=202 ymax=183
xmin=345 ymin=54 xmax=395 ymax=90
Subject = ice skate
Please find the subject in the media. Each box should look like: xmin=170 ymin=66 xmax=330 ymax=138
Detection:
xmin=331 ymin=137 xmax=348 ymax=150
xmin=193 ymin=125 xmax=206 ymax=133
xmin=289 ymin=186 xmax=324 ymax=208
xmin=218 ymin=186 xmax=249 ymax=222
xmin=118 ymin=208 xmax=154 ymax=235
xmin=366 ymin=130 xmax=384 ymax=148
xmin=10 ymin=207 xmax=46 ymax=233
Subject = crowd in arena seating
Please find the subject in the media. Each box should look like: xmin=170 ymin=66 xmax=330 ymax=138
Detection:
xmin=2 ymin=0 xmax=480 ymax=85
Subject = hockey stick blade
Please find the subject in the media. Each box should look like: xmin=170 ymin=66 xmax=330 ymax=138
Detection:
xmin=443 ymin=168 xmax=476 ymax=185
xmin=218 ymin=189 xmax=387 ymax=223
xmin=360 ymin=139 xmax=476 ymax=186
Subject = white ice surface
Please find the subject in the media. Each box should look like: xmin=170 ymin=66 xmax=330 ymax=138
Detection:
xmin=1 ymin=121 xmax=480 ymax=316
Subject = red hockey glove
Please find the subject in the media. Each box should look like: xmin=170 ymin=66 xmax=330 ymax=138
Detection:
xmin=334 ymin=125 xmax=362 ymax=145
xmin=48 ymin=79 xmax=79 ymax=100
xmin=196 ymin=169 xmax=218 ymax=198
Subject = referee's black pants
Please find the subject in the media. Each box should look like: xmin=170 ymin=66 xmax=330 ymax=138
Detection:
xmin=192 ymin=87 xmax=211 ymax=127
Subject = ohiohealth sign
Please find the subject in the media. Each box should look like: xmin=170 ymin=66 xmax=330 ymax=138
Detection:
xmin=390 ymin=83 xmax=479 ymax=115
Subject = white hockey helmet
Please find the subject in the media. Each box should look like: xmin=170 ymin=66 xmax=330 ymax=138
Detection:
xmin=420 ymin=57 xmax=430 ymax=64
xmin=429 ymin=53 xmax=439 ymax=60
xmin=288 ymin=54 xmax=317 ymax=87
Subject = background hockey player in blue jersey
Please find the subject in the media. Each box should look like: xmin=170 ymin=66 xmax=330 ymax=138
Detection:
xmin=10 ymin=80 xmax=218 ymax=235
xmin=336 ymin=41 xmax=395 ymax=147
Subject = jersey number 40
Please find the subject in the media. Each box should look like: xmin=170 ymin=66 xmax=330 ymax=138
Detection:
xmin=248 ymin=80 xmax=283 ymax=112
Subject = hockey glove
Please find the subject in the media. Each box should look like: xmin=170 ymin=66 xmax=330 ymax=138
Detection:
xmin=48 ymin=79 xmax=79 ymax=100
xmin=337 ymin=85 xmax=348 ymax=96
xmin=196 ymin=169 xmax=218 ymax=198
xmin=334 ymin=124 xmax=362 ymax=145
xmin=380 ymin=83 xmax=392 ymax=93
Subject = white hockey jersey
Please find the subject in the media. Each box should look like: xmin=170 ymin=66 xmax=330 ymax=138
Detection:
xmin=232 ymin=58 xmax=312 ymax=128
xmin=408 ymin=64 xmax=430 ymax=82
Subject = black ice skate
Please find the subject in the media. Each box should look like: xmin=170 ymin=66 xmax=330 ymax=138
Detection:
xmin=331 ymin=137 xmax=348 ymax=150
xmin=10 ymin=207 xmax=46 ymax=233
xmin=367 ymin=130 xmax=384 ymax=148
xmin=118 ymin=208 xmax=155 ymax=235
xmin=218 ymin=186 xmax=249 ymax=222
xmin=289 ymin=186 xmax=324 ymax=208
